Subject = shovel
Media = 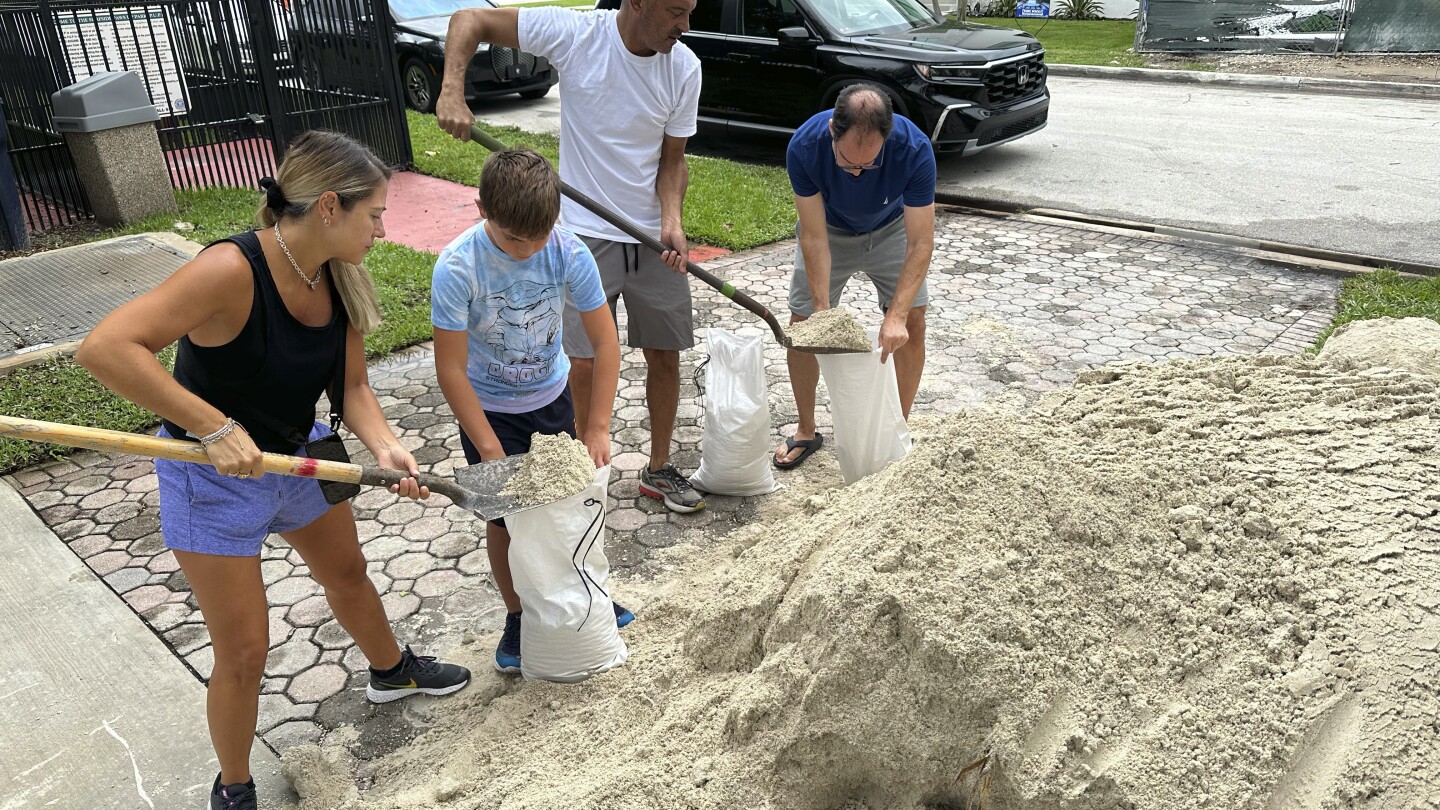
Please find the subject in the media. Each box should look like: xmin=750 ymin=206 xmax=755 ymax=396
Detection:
xmin=0 ymin=415 xmax=550 ymax=521
xmin=467 ymin=124 xmax=865 ymax=355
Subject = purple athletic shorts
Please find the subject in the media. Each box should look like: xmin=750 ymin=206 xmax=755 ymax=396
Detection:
xmin=155 ymin=421 xmax=334 ymax=557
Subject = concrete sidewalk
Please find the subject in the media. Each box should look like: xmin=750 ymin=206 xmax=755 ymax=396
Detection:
xmin=0 ymin=480 xmax=297 ymax=810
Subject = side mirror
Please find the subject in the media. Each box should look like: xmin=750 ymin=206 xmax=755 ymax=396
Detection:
xmin=777 ymin=26 xmax=812 ymax=46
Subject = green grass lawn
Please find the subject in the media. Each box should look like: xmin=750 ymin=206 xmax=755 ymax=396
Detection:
xmin=1314 ymin=269 xmax=1440 ymax=349
xmin=408 ymin=110 xmax=796 ymax=251
xmin=0 ymin=189 xmax=441 ymax=474
xmin=967 ymin=17 xmax=1145 ymax=67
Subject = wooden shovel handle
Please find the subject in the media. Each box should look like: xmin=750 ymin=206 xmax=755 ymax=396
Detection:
xmin=0 ymin=415 xmax=478 ymax=506
xmin=0 ymin=415 xmax=366 ymax=482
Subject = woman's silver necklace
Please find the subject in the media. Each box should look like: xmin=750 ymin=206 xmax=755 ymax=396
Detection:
xmin=273 ymin=223 xmax=323 ymax=290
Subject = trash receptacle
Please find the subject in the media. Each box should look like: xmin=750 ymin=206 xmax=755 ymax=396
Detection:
xmin=50 ymin=71 xmax=175 ymax=226
xmin=52 ymin=72 xmax=159 ymax=133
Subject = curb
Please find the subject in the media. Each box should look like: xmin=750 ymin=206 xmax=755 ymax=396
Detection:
xmin=934 ymin=192 xmax=1440 ymax=279
xmin=1047 ymin=63 xmax=1440 ymax=101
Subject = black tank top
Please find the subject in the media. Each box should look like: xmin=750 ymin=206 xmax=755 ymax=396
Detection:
xmin=162 ymin=231 xmax=346 ymax=453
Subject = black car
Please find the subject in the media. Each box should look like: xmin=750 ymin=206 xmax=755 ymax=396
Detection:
xmin=683 ymin=0 xmax=1049 ymax=154
xmin=288 ymin=0 xmax=556 ymax=113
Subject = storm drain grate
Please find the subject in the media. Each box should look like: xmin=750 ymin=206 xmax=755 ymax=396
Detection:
xmin=0 ymin=235 xmax=190 ymax=357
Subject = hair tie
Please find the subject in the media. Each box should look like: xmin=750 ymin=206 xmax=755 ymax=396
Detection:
xmin=259 ymin=177 xmax=288 ymax=212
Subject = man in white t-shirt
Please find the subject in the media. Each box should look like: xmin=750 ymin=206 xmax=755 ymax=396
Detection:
xmin=437 ymin=0 xmax=705 ymax=514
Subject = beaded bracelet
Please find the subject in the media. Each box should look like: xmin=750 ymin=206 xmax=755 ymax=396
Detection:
xmin=198 ymin=418 xmax=239 ymax=446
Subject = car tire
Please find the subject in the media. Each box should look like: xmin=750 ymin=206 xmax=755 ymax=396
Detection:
xmin=297 ymin=51 xmax=325 ymax=91
xmin=824 ymin=81 xmax=908 ymax=122
xmin=402 ymin=59 xmax=440 ymax=113
xmin=518 ymin=85 xmax=551 ymax=101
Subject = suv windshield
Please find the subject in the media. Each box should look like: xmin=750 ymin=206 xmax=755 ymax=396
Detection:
xmin=389 ymin=0 xmax=494 ymax=21
xmin=804 ymin=0 xmax=938 ymax=36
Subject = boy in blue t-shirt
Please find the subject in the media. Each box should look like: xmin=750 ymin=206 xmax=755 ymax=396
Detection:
xmin=431 ymin=148 xmax=625 ymax=674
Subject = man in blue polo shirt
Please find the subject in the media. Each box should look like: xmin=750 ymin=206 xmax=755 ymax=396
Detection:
xmin=774 ymin=83 xmax=937 ymax=469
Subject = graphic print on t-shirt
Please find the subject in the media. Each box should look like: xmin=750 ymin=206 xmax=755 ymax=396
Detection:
xmin=483 ymin=279 xmax=561 ymax=386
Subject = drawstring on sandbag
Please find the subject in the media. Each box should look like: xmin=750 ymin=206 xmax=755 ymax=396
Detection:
xmin=692 ymin=355 xmax=709 ymax=414
xmin=571 ymin=497 xmax=607 ymax=631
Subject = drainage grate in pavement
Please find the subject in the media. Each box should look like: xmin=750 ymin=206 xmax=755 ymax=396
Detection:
xmin=0 ymin=236 xmax=189 ymax=357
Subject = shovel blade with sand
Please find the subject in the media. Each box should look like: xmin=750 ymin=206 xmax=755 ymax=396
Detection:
xmin=0 ymin=415 xmax=551 ymax=521
xmin=465 ymin=124 xmax=866 ymax=356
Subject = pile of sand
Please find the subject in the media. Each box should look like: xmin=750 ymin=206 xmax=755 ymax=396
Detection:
xmin=284 ymin=325 xmax=1440 ymax=809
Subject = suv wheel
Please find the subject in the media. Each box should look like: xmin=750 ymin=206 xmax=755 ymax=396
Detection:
xmin=403 ymin=59 xmax=440 ymax=113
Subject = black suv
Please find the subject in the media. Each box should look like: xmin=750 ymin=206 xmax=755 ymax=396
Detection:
xmin=683 ymin=0 xmax=1049 ymax=154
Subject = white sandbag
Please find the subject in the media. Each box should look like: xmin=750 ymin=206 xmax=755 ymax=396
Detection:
xmin=690 ymin=328 xmax=781 ymax=496
xmin=816 ymin=343 xmax=911 ymax=485
xmin=506 ymin=465 xmax=627 ymax=683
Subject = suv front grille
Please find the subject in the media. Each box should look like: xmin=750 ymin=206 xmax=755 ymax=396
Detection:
xmin=977 ymin=112 xmax=1048 ymax=146
xmin=984 ymin=54 xmax=1046 ymax=105
xmin=490 ymin=47 xmax=537 ymax=81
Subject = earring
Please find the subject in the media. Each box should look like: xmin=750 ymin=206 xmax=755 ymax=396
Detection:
xmin=323 ymin=217 xmax=330 ymax=226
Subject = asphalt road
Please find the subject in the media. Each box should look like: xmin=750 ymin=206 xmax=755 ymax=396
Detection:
xmin=470 ymin=76 xmax=1440 ymax=266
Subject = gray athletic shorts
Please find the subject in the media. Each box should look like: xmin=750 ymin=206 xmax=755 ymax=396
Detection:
xmin=563 ymin=235 xmax=695 ymax=358
xmin=788 ymin=214 xmax=928 ymax=317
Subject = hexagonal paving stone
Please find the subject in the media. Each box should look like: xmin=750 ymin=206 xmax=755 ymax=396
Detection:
xmin=458 ymin=549 xmax=491 ymax=577
xmin=402 ymin=515 xmax=451 ymax=542
xmin=104 ymin=567 xmax=151 ymax=594
xmin=287 ymin=664 xmax=350 ymax=704
xmin=268 ymin=576 xmax=321 ymax=606
xmin=266 ymin=637 xmax=321 ymax=677
xmin=381 ymin=592 xmax=421 ymax=622
xmin=376 ymin=500 xmax=425 ymax=527
xmin=86 ymin=550 xmax=131 ymax=576
xmin=257 ymin=693 xmax=317 ymax=734
xmin=314 ymin=620 xmax=353 ymax=650
xmin=62 ymin=475 xmax=109 ymax=497
xmin=429 ymin=531 xmax=477 ymax=559
xmin=164 ymin=622 xmax=210 ymax=655
xmin=123 ymin=584 xmax=172 ymax=613
xmin=78 ymin=488 xmax=126 ymax=511
xmin=288 ymin=595 xmax=333 ymax=627
xmin=263 ymin=719 xmax=324 ymax=752
xmin=413 ymin=569 xmax=464 ymax=599
xmin=362 ymin=535 xmax=413 ymax=562
xmin=142 ymin=602 xmax=194 ymax=633
xmin=386 ymin=552 xmax=440 ymax=580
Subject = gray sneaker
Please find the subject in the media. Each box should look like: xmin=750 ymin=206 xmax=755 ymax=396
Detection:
xmin=639 ymin=464 xmax=705 ymax=513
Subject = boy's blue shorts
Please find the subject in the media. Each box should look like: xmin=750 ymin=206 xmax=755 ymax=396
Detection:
xmin=459 ymin=387 xmax=577 ymax=529
xmin=155 ymin=421 xmax=335 ymax=557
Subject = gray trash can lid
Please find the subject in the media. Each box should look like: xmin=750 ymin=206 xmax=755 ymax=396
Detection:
xmin=51 ymin=71 xmax=159 ymax=133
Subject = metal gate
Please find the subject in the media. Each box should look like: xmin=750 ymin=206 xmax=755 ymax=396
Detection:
xmin=0 ymin=0 xmax=411 ymax=233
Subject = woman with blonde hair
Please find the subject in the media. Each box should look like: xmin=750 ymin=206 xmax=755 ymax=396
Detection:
xmin=78 ymin=130 xmax=469 ymax=810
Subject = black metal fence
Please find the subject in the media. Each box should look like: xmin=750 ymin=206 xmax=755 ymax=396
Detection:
xmin=0 ymin=0 xmax=412 ymax=234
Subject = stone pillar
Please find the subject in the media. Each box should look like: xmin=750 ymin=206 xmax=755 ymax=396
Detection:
xmin=51 ymin=71 xmax=176 ymax=227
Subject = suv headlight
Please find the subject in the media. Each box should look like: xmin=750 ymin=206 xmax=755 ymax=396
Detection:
xmin=915 ymin=63 xmax=986 ymax=84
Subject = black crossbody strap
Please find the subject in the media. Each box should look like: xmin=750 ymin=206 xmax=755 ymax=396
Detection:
xmin=327 ymin=316 xmax=347 ymax=433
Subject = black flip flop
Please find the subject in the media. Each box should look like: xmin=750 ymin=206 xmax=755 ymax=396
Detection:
xmin=773 ymin=433 xmax=823 ymax=470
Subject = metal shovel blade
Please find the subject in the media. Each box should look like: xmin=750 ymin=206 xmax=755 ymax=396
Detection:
xmin=452 ymin=454 xmax=550 ymax=521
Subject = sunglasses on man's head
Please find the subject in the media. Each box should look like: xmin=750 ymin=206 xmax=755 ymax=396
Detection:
xmin=832 ymin=139 xmax=884 ymax=172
